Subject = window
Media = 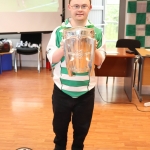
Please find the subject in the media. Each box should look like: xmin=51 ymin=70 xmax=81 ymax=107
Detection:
xmin=105 ymin=0 xmax=120 ymax=48
xmin=89 ymin=0 xmax=120 ymax=48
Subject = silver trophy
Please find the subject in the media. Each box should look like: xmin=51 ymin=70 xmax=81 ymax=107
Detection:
xmin=63 ymin=26 xmax=96 ymax=76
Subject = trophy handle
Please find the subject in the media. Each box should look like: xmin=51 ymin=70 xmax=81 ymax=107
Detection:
xmin=64 ymin=39 xmax=73 ymax=76
xmin=88 ymin=38 xmax=96 ymax=76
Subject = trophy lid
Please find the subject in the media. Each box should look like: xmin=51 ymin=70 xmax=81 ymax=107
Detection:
xmin=63 ymin=26 xmax=95 ymax=39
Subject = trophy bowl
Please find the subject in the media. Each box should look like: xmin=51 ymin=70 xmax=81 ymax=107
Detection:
xmin=63 ymin=26 xmax=96 ymax=76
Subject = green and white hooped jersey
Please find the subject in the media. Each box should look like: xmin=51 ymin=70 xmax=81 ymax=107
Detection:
xmin=47 ymin=19 xmax=103 ymax=98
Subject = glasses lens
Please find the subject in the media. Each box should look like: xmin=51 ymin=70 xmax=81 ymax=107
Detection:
xmin=81 ymin=5 xmax=87 ymax=9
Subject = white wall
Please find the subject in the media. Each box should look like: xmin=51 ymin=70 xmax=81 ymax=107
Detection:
xmin=118 ymin=0 xmax=127 ymax=39
xmin=65 ymin=0 xmax=70 ymax=19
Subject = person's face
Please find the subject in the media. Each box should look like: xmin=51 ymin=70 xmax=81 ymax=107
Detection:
xmin=68 ymin=0 xmax=92 ymax=21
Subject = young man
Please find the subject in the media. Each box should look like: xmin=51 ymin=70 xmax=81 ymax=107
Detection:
xmin=46 ymin=0 xmax=106 ymax=149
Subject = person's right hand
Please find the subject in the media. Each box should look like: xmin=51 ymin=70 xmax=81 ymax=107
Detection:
xmin=51 ymin=40 xmax=65 ymax=63
xmin=60 ymin=40 xmax=64 ymax=52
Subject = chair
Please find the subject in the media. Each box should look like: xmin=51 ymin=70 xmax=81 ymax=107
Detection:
xmin=14 ymin=32 xmax=43 ymax=72
xmin=106 ymin=39 xmax=141 ymax=86
xmin=116 ymin=39 xmax=141 ymax=55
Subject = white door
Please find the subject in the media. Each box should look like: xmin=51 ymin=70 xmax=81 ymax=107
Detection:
xmin=88 ymin=0 xmax=105 ymax=32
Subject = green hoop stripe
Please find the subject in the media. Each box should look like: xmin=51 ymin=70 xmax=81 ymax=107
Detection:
xmin=61 ymin=67 xmax=89 ymax=76
xmin=62 ymin=89 xmax=87 ymax=98
xmin=61 ymin=78 xmax=89 ymax=87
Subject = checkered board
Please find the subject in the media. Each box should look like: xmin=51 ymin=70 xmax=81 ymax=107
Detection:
xmin=125 ymin=0 xmax=150 ymax=48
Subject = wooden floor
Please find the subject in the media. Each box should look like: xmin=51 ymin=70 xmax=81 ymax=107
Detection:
xmin=0 ymin=68 xmax=150 ymax=150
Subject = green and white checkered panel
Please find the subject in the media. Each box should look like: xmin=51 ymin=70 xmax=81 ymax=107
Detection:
xmin=125 ymin=0 xmax=150 ymax=48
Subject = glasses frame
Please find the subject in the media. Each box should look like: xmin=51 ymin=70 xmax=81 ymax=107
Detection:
xmin=70 ymin=4 xmax=90 ymax=10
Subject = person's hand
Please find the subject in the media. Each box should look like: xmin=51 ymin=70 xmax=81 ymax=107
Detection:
xmin=96 ymin=41 xmax=98 ymax=49
xmin=51 ymin=40 xmax=65 ymax=63
xmin=57 ymin=40 xmax=64 ymax=56
xmin=60 ymin=40 xmax=64 ymax=52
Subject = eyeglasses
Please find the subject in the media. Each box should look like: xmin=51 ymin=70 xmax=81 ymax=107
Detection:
xmin=71 ymin=4 xmax=90 ymax=10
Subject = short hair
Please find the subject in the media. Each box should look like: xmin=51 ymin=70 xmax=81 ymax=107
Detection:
xmin=69 ymin=0 xmax=91 ymax=5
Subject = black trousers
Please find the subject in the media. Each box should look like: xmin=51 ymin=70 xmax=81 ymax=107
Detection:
xmin=52 ymin=84 xmax=95 ymax=150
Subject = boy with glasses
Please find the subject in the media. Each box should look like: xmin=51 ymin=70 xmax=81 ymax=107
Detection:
xmin=47 ymin=0 xmax=106 ymax=149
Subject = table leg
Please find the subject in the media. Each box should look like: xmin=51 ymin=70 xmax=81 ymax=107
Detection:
xmin=134 ymin=57 xmax=143 ymax=102
xmin=124 ymin=58 xmax=134 ymax=101
xmin=0 ymin=56 xmax=2 ymax=74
